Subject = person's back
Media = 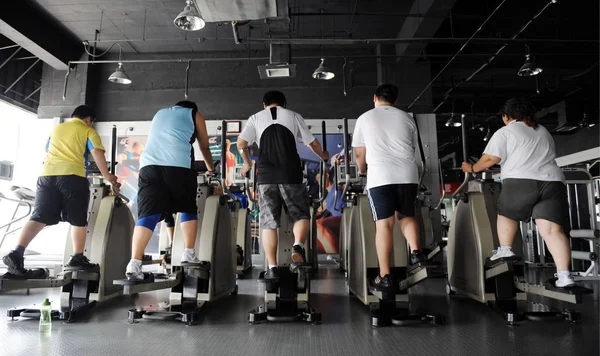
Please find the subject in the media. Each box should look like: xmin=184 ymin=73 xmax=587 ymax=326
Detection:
xmin=493 ymin=121 xmax=564 ymax=182
xmin=355 ymin=106 xmax=419 ymax=189
xmin=43 ymin=118 xmax=104 ymax=177
xmin=140 ymin=106 xmax=197 ymax=170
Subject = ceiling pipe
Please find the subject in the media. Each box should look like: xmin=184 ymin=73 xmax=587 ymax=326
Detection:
xmin=184 ymin=60 xmax=191 ymax=99
xmin=427 ymin=0 xmax=559 ymax=112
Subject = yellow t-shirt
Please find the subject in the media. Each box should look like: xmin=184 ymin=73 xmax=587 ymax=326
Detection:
xmin=41 ymin=119 xmax=105 ymax=177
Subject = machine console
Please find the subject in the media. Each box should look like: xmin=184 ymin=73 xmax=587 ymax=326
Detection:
xmin=232 ymin=164 xmax=254 ymax=184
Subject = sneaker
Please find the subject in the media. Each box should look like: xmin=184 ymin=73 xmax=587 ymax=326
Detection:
xmin=2 ymin=251 xmax=26 ymax=276
xmin=555 ymin=273 xmax=576 ymax=288
xmin=181 ymin=250 xmax=201 ymax=264
xmin=126 ymin=260 xmax=144 ymax=280
xmin=65 ymin=254 xmax=99 ymax=270
xmin=291 ymin=244 xmax=306 ymax=264
xmin=410 ymin=250 xmax=427 ymax=265
xmin=370 ymin=274 xmax=394 ymax=292
xmin=489 ymin=248 xmax=516 ymax=261
xmin=264 ymin=267 xmax=279 ymax=281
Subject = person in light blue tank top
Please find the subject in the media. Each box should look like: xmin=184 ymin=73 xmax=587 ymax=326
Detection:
xmin=124 ymin=101 xmax=216 ymax=281
xmin=140 ymin=106 xmax=197 ymax=169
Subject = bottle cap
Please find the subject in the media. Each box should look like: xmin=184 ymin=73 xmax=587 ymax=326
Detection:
xmin=41 ymin=298 xmax=51 ymax=306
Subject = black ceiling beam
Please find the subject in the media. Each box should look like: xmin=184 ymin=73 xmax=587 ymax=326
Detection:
xmin=0 ymin=1 xmax=81 ymax=70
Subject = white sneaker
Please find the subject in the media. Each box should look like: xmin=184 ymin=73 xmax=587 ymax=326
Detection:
xmin=181 ymin=250 xmax=200 ymax=264
xmin=125 ymin=260 xmax=144 ymax=280
xmin=555 ymin=273 xmax=576 ymax=288
xmin=490 ymin=248 xmax=516 ymax=261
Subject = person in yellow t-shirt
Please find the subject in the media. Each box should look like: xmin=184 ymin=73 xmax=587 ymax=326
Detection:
xmin=2 ymin=105 xmax=119 ymax=279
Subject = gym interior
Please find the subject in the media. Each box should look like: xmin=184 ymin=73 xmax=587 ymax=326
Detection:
xmin=0 ymin=1 xmax=598 ymax=355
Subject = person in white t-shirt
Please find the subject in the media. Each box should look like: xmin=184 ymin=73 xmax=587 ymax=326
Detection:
xmin=461 ymin=98 xmax=575 ymax=288
xmin=352 ymin=83 xmax=425 ymax=291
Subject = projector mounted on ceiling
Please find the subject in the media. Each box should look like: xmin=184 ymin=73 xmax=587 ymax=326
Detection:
xmin=257 ymin=43 xmax=296 ymax=79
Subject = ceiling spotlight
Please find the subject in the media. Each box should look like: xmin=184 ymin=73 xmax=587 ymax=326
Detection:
xmin=445 ymin=114 xmax=461 ymax=128
xmin=483 ymin=128 xmax=492 ymax=142
xmin=312 ymin=58 xmax=335 ymax=80
xmin=174 ymin=0 xmax=205 ymax=31
xmin=108 ymin=63 xmax=132 ymax=84
xmin=517 ymin=45 xmax=542 ymax=77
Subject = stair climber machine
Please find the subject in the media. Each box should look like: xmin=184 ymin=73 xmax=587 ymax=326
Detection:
xmin=341 ymin=118 xmax=445 ymax=327
xmin=446 ymin=115 xmax=593 ymax=325
xmin=1 ymin=126 xmax=134 ymax=323
xmin=247 ymin=123 xmax=328 ymax=325
xmin=114 ymin=121 xmax=238 ymax=326
xmin=230 ymin=163 xmax=255 ymax=277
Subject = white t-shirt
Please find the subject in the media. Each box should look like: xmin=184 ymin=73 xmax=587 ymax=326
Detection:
xmin=483 ymin=121 xmax=564 ymax=182
xmin=352 ymin=106 xmax=421 ymax=189
xmin=238 ymin=106 xmax=315 ymax=147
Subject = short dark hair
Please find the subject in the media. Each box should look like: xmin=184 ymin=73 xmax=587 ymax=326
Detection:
xmin=263 ymin=91 xmax=287 ymax=107
xmin=175 ymin=100 xmax=198 ymax=111
xmin=500 ymin=98 xmax=538 ymax=129
xmin=374 ymin=84 xmax=398 ymax=105
xmin=71 ymin=105 xmax=96 ymax=121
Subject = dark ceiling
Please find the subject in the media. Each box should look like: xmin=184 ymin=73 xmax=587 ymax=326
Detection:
xmin=1 ymin=0 xmax=598 ymax=158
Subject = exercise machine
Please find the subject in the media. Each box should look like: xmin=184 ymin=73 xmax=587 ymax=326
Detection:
xmin=248 ymin=124 xmax=328 ymax=325
xmin=340 ymin=118 xmax=444 ymax=327
xmin=230 ymin=164 xmax=254 ymax=277
xmin=115 ymin=121 xmax=237 ymax=325
xmin=446 ymin=115 xmax=593 ymax=324
xmin=1 ymin=153 xmax=134 ymax=323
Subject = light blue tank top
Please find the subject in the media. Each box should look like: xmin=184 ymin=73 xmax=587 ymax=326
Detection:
xmin=140 ymin=106 xmax=195 ymax=169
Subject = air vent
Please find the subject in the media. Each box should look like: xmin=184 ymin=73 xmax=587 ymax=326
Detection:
xmin=257 ymin=43 xmax=296 ymax=79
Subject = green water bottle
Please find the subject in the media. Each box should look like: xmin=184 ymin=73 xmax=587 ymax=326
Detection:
xmin=39 ymin=298 xmax=52 ymax=332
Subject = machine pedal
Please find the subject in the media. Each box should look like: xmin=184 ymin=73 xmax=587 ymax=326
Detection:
xmin=0 ymin=268 xmax=49 ymax=280
xmin=113 ymin=272 xmax=155 ymax=286
xmin=544 ymin=278 xmax=594 ymax=295
xmin=181 ymin=261 xmax=211 ymax=270
xmin=63 ymin=264 xmax=100 ymax=273
xmin=485 ymin=256 xmax=521 ymax=269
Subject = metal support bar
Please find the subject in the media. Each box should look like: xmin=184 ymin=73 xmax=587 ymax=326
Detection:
xmin=184 ymin=60 xmax=191 ymax=99
xmin=0 ymin=47 xmax=22 ymax=71
xmin=62 ymin=66 xmax=72 ymax=101
xmin=3 ymin=58 xmax=41 ymax=94
xmin=0 ymin=44 xmax=19 ymax=51
xmin=22 ymin=85 xmax=41 ymax=102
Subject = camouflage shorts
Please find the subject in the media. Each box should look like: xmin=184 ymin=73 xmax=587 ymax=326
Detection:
xmin=258 ymin=184 xmax=311 ymax=230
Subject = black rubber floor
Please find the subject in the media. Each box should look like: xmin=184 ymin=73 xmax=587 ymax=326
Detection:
xmin=0 ymin=267 xmax=598 ymax=356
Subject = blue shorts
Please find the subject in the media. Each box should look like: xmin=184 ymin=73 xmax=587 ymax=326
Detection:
xmin=366 ymin=184 xmax=418 ymax=221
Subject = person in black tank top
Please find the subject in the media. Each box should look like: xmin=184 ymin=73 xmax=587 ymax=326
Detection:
xmin=237 ymin=91 xmax=329 ymax=280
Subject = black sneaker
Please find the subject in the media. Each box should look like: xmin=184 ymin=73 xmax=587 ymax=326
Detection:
xmin=410 ymin=250 xmax=427 ymax=266
xmin=291 ymin=245 xmax=306 ymax=264
xmin=264 ymin=267 xmax=280 ymax=281
xmin=370 ymin=274 xmax=394 ymax=292
xmin=65 ymin=254 xmax=99 ymax=271
xmin=2 ymin=251 xmax=26 ymax=276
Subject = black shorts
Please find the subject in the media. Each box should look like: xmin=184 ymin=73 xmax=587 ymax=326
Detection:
xmin=30 ymin=175 xmax=90 ymax=227
xmin=137 ymin=165 xmax=197 ymax=219
xmin=497 ymin=178 xmax=569 ymax=228
xmin=367 ymin=184 xmax=418 ymax=221
xmin=258 ymin=184 xmax=310 ymax=230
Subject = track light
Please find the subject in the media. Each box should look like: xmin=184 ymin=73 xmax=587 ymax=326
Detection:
xmin=445 ymin=114 xmax=461 ymax=128
xmin=108 ymin=45 xmax=131 ymax=84
xmin=174 ymin=0 xmax=205 ymax=31
xmin=483 ymin=128 xmax=492 ymax=142
xmin=517 ymin=45 xmax=542 ymax=77
xmin=312 ymin=58 xmax=335 ymax=80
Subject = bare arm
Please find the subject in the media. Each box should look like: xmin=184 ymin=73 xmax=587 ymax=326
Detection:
xmin=237 ymin=138 xmax=251 ymax=166
xmin=354 ymin=146 xmax=367 ymax=174
xmin=308 ymin=139 xmax=329 ymax=160
xmin=194 ymin=112 xmax=215 ymax=172
xmin=461 ymin=154 xmax=501 ymax=173
xmin=90 ymin=148 xmax=118 ymax=187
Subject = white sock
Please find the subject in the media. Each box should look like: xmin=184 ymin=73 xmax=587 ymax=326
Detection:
xmin=499 ymin=246 xmax=512 ymax=251
xmin=268 ymin=264 xmax=278 ymax=270
xmin=293 ymin=242 xmax=305 ymax=249
xmin=557 ymin=270 xmax=571 ymax=278
xmin=185 ymin=248 xmax=195 ymax=255
xmin=130 ymin=259 xmax=142 ymax=266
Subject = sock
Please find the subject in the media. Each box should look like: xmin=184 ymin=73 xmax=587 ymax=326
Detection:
xmin=499 ymin=246 xmax=512 ymax=251
xmin=185 ymin=248 xmax=195 ymax=255
xmin=13 ymin=245 xmax=25 ymax=256
xmin=268 ymin=264 xmax=278 ymax=270
xmin=130 ymin=259 xmax=142 ymax=266
xmin=73 ymin=252 xmax=83 ymax=256
xmin=293 ymin=242 xmax=305 ymax=249
xmin=557 ymin=270 xmax=571 ymax=279
xmin=412 ymin=249 xmax=421 ymax=254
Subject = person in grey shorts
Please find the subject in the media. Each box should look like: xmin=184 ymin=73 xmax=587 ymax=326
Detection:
xmin=237 ymin=91 xmax=328 ymax=281
xmin=462 ymin=98 xmax=576 ymax=288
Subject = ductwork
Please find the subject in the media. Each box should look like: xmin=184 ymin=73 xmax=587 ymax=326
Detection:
xmin=257 ymin=43 xmax=296 ymax=79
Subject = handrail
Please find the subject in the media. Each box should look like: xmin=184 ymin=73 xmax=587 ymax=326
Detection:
xmin=314 ymin=121 xmax=328 ymax=204
xmin=453 ymin=112 xmax=470 ymax=198
xmin=0 ymin=198 xmax=32 ymax=249
xmin=340 ymin=117 xmax=351 ymax=203
xmin=434 ymin=159 xmax=446 ymax=210
xmin=412 ymin=114 xmax=427 ymax=188
xmin=220 ymin=121 xmax=229 ymax=195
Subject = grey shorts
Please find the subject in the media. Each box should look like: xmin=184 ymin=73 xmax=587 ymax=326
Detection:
xmin=258 ymin=184 xmax=311 ymax=230
xmin=497 ymin=178 xmax=570 ymax=228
